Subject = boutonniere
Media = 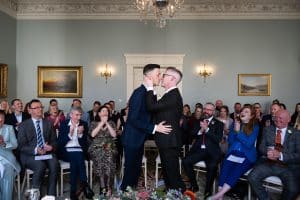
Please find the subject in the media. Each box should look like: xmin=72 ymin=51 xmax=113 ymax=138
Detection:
xmin=287 ymin=129 xmax=292 ymax=134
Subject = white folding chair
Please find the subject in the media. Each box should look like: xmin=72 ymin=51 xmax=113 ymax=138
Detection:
xmin=193 ymin=161 xmax=217 ymax=194
xmin=14 ymin=174 xmax=21 ymax=200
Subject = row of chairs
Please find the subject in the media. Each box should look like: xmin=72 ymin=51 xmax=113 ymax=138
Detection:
xmin=14 ymin=160 xmax=94 ymax=200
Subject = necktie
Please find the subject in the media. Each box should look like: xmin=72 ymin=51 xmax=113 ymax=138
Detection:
xmin=275 ymin=129 xmax=282 ymax=151
xmin=275 ymin=129 xmax=282 ymax=145
xmin=36 ymin=120 xmax=44 ymax=148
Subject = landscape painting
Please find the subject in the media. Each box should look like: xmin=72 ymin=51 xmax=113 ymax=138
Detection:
xmin=38 ymin=66 xmax=82 ymax=98
xmin=238 ymin=74 xmax=271 ymax=96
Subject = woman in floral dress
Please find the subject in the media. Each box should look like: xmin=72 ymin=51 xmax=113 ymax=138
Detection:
xmin=89 ymin=105 xmax=117 ymax=196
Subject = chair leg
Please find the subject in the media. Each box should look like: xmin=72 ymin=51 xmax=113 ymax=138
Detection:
xmin=60 ymin=168 xmax=63 ymax=197
xmin=144 ymin=161 xmax=147 ymax=189
xmin=26 ymin=171 xmax=30 ymax=190
xmin=248 ymin=183 xmax=252 ymax=200
xmin=155 ymin=163 xmax=158 ymax=188
xmin=17 ymin=174 xmax=21 ymax=200
xmin=90 ymin=161 xmax=93 ymax=188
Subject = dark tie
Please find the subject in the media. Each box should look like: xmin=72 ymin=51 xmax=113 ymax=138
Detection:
xmin=36 ymin=120 xmax=44 ymax=148
xmin=275 ymin=129 xmax=282 ymax=151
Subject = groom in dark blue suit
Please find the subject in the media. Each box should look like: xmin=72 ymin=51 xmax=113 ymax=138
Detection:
xmin=121 ymin=64 xmax=172 ymax=190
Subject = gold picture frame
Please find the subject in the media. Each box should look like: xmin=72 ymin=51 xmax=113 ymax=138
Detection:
xmin=38 ymin=66 xmax=83 ymax=98
xmin=0 ymin=64 xmax=8 ymax=98
xmin=238 ymin=74 xmax=271 ymax=96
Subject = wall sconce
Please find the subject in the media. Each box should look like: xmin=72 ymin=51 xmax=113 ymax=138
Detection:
xmin=198 ymin=64 xmax=212 ymax=83
xmin=100 ymin=64 xmax=112 ymax=84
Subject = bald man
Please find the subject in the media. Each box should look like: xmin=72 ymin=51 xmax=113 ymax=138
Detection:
xmin=248 ymin=109 xmax=300 ymax=200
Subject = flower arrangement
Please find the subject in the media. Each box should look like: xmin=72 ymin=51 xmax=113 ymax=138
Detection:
xmin=95 ymin=186 xmax=193 ymax=200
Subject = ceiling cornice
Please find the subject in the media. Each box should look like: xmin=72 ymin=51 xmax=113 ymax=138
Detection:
xmin=1 ymin=0 xmax=299 ymax=20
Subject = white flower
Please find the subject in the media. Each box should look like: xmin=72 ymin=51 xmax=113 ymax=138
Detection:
xmin=287 ymin=129 xmax=292 ymax=134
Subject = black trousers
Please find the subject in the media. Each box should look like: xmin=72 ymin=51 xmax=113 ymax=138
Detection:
xmin=121 ymin=145 xmax=144 ymax=191
xmin=159 ymin=147 xmax=186 ymax=191
xmin=182 ymin=149 xmax=221 ymax=195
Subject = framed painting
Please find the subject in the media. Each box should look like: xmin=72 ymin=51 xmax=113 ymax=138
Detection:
xmin=0 ymin=64 xmax=8 ymax=98
xmin=238 ymin=74 xmax=271 ymax=96
xmin=38 ymin=66 xmax=82 ymax=98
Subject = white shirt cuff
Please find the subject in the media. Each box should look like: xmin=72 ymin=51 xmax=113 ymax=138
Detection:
xmin=152 ymin=125 xmax=157 ymax=134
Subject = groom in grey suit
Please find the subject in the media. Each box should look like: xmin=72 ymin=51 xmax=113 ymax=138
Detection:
xmin=18 ymin=99 xmax=58 ymax=196
xmin=248 ymin=109 xmax=300 ymax=200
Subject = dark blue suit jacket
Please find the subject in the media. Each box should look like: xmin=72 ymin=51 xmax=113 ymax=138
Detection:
xmin=57 ymin=119 xmax=89 ymax=159
xmin=122 ymin=84 xmax=155 ymax=148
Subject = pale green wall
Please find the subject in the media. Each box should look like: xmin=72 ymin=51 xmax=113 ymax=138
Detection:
xmin=0 ymin=11 xmax=16 ymax=99
xmin=13 ymin=19 xmax=300 ymax=112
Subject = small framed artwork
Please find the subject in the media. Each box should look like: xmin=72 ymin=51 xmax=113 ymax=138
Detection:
xmin=0 ymin=64 xmax=8 ymax=98
xmin=238 ymin=74 xmax=271 ymax=96
xmin=38 ymin=66 xmax=83 ymax=98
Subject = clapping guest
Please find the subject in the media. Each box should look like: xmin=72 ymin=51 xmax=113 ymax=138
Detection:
xmin=89 ymin=105 xmax=117 ymax=196
xmin=58 ymin=106 xmax=94 ymax=200
xmin=0 ymin=110 xmax=20 ymax=200
xmin=17 ymin=99 xmax=58 ymax=196
xmin=44 ymin=99 xmax=64 ymax=118
xmin=208 ymin=105 xmax=259 ymax=200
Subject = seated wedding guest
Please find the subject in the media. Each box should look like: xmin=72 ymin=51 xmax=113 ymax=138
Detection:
xmin=5 ymin=98 xmax=31 ymax=137
xmin=67 ymin=99 xmax=90 ymax=125
xmin=192 ymin=102 xmax=203 ymax=117
xmin=253 ymin=103 xmax=263 ymax=122
xmin=58 ymin=106 xmax=94 ymax=200
xmin=0 ymin=100 xmax=12 ymax=116
xmin=44 ymin=99 xmax=64 ymax=118
xmin=217 ymin=105 xmax=233 ymax=154
xmin=0 ymin=110 xmax=21 ymax=200
xmin=208 ymin=105 xmax=259 ymax=200
xmin=46 ymin=105 xmax=65 ymax=133
xmin=248 ymin=109 xmax=300 ymax=200
xmin=230 ymin=102 xmax=242 ymax=120
xmin=258 ymin=103 xmax=281 ymax=146
xmin=116 ymin=105 xmax=128 ymax=169
xmin=109 ymin=100 xmax=120 ymax=124
xmin=17 ymin=99 xmax=58 ymax=196
xmin=290 ymin=102 xmax=300 ymax=126
xmin=181 ymin=104 xmax=192 ymax=146
xmin=215 ymin=99 xmax=224 ymax=117
xmin=89 ymin=105 xmax=117 ymax=196
xmin=87 ymin=101 xmax=101 ymax=123
xmin=294 ymin=114 xmax=300 ymax=130
xmin=188 ymin=106 xmax=203 ymax=142
xmin=183 ymin=103 xmax=224 ymax=198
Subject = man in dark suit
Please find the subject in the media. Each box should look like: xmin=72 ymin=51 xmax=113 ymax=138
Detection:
xmin=145 ymin=66 xmax=186 ymax=191
xmin=5 ymin=98 xmax=30 ymax=137
xmin=182 ymin=102 xmax=224 ymax=198
xmin=121 ymin=64 xmax=172 ymax=191
xmin=58 ymin=106 xmax=94 ymax=200
xmin=248 ymin=109 xmax=300 ymax=200
xmin=17 ymin=99 xmax=58 ymax=196
xmin=87 ymin=100 xmax=101 ymax=123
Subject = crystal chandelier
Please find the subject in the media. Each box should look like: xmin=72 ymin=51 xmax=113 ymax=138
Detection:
xmin=135 ymin=0 xmax=184 ymax=28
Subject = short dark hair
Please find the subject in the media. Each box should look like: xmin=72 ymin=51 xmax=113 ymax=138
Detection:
xmin=29 ymin=99 xmax=41 ymax=108
xmin=143 ymin=64 xmax=160 ymax=75
xmin=49 ymin=99 xmax=58 ymax=104
xmin=11 ymin=98 xmax=21 ymax=105
xmin=93 ymin=101 xmax=101 ymax=106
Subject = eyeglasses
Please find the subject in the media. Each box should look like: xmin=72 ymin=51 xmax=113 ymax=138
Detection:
xmin=31 ymin=106 xmax=44 ymax=110
xmin=163 ymin=73 xmax=175 ymax=78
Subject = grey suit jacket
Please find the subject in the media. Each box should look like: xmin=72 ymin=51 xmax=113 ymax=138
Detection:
xmin=259 ymin=125 xmax=300 ymax=169
xmin=17 ymin=118 xmax=57 ymax=156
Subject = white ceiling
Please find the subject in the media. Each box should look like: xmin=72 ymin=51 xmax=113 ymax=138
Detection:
xmin=0 ymin=0 xmax=300 ymax=20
